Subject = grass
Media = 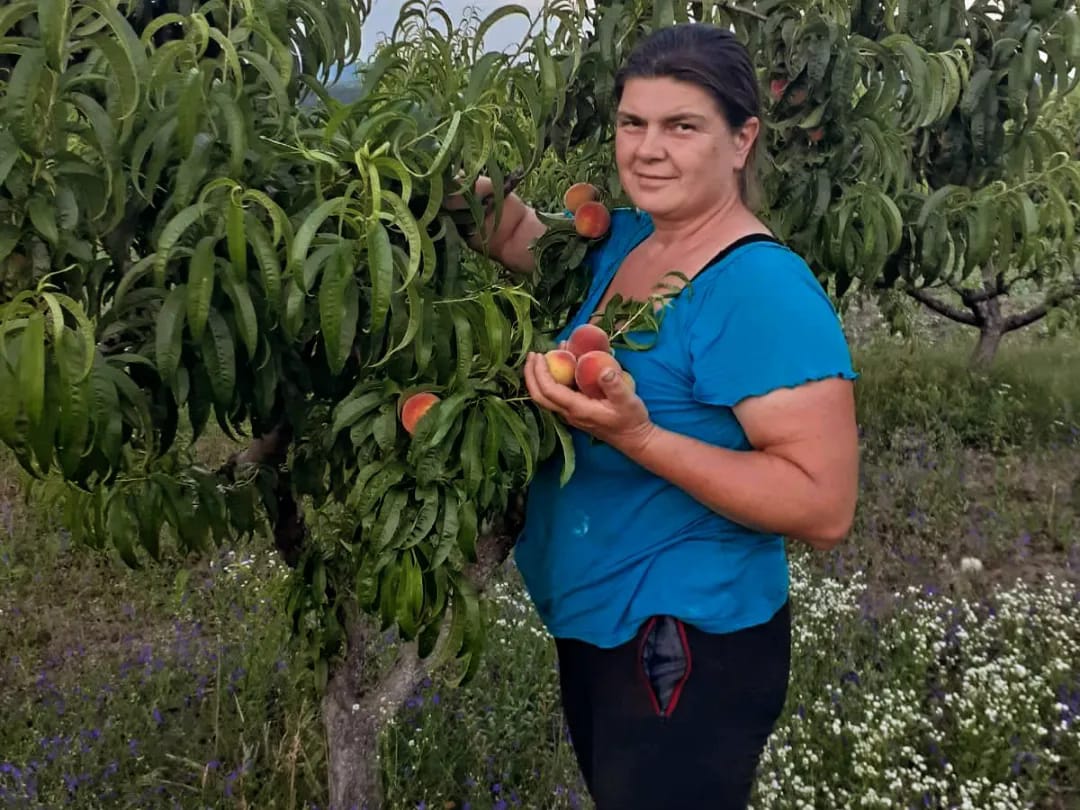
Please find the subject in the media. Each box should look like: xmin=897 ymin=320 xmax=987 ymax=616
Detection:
xmin=0 ymin=331 xmax=1078 ymax=809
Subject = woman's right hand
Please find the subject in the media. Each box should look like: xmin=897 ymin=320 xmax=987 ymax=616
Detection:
xmin=441 ymin=174 xmax=547 ymax=275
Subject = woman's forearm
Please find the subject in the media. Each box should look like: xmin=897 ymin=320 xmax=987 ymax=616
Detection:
xmin=618 ymin=425 xmax=854 ymax=549
xmin=468 ymin=192 xmax=545 ymax=274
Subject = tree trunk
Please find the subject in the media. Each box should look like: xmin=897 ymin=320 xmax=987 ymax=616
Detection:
xmin=970 ymin=295 xmax=1005 ymax=368
xmin=321 ymin=613 xmax=430 ymax=810
xmin=970 ymin=326 xmax=1004 ymax=369
xmin=323 ymin=676 xmax=383 ymax=810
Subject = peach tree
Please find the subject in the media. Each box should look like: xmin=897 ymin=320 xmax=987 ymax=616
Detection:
xmin=754 ymin=0 xmax=1080 ymax=365
xmin=0 ymin=0 xmax=607 ymax=805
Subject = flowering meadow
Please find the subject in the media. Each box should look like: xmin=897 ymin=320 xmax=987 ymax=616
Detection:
xmin=1 ymin=331 xmax=1078 ymax=809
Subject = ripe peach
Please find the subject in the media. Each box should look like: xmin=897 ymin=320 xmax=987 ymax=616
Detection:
xmin=808 ymin=127 xmax=825 ymax=143
xmin=567 ymin=323 xmax=611 ymax=358
xmin=574 ymin=350 xmax=623 ymax=399
xmin=544 ymin=349 xmax=577 ymax=387
xmin=574 ymin=201 xmax=611 ymax=239
xmin=769 ymin=78 xmax=787 ymax=100
xmin=563 ymin=182 xmax=599 ymax=214
xmin=400 ymin=392 xmax=440 ymax=435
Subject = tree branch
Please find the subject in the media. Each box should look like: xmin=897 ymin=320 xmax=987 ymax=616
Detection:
xmin=464 ymin=492 xmax=525 ymax=587
xmin=217 ymin=422 xmax=307 ymax=568
xmin=905 ymin=287 xmax=980 ymax=326
xmin=956 ymin=280 xmax=1008 ymax=306
xmin=1003 ymin=279 xmax=1080 ymax=332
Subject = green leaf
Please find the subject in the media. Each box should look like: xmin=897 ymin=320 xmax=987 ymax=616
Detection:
xmin=155 ymin=285 xmax=187 ymax=386
xmin=227 ymin=195 xmax=247 ymax=281
xmin=186 ymin=236 xmax=217 ymax=341
xmin=154 ymin=204 xmax=209 ymax=286
xmin=319 ymin=244 xmax=358 ymax=374
xmin=0 ymin=130 xmax=19 ymax=190
xmin=247 ymin=214 xmax=283 ymax=308
xmin=456 ymin=498 xmax=478 ymax=563
xmin=332 ymin=388 xmax=385 ymax=435
xmin=201 ymin=308 xmax=236 ymax=407
xmin=553 ymin=418 xmax=576 ymax=486
xmin=107 ymin=496 xmax=141 ymax=569
xmin=366 ymin=218 xmax=394 ymax=335
xmin=18 ymin=313 xmax=45 ymax=426
xmin=27 ymin=195 xmax=58 ymax=245
xmin=55 ymin=329 xmax=90 ymax=479
xmin=222 ymin=275 xmax=259 ymax=360
xmin=89 ymin=31 xmax=141 ymax=121
xmin=290 ymin=197 xmax=343 ymax=289
xmin=7 ymin=47 xmax=47 ymax=151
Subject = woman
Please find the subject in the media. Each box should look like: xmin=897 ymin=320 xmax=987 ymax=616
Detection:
xmin=459 ymin=23 xmax=859 ymax=810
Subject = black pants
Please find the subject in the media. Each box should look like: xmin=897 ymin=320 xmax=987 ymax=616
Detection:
xmin=554 ymin=602 xmax=790 ymax=810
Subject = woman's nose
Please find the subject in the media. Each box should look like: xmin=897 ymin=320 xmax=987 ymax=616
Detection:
xmin=636 ymin=125 xmax=665 ymax=159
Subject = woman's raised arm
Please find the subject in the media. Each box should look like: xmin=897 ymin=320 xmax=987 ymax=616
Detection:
xmin=449 ymin=175 xmax=548 ymax=275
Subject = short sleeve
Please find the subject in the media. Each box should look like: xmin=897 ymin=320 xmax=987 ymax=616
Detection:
xmin=686 ymin=244 xmax=857 ymax=408
xmin=578 ymin=207 xmax=652 ymax=278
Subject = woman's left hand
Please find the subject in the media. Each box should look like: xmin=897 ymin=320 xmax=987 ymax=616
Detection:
xmin=523 ymin=351 xmax=656 ymax=457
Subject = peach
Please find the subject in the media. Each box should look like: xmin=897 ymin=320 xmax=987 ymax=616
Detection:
xmin=563 ymin=182 xmax=599 ymax=214
xmin=566 ymin=323 xmax=611 ymax=358
xmin=808 ymin=127 xmax=825 ymax=143
xmin=769 ymin=78 xmax=787 ymax=100
xmin=574 ymin=350 xmax=623 ymax=399
xmin=574 ymin=201 xmax=611 ymax=239
xmin=544 ymin=349 xmax=577 ymax=387
xmin=400 ymin=392 xmax=440 ymax=435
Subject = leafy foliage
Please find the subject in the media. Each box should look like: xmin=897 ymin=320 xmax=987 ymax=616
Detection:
xmin=5 ymin=0 xmax=1080 ymax=692
xmin=0 ymin=0 xmax=601 ymax=687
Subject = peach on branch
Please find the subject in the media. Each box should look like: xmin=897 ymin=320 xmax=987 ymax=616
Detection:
xmin=563 ymin=182 xmax=599 ymax=214
xmin=573 ymin=201 xmax=611 ymax=239
xmin=400 ymin=392 xmax=440 ymax=435
xmin=566 ymin=323 xmax=611 ymax=358
xmin=544 ymin=349 xmax=578 ymax=387
xmin=574 ymin=350 xmax=624 ymax=399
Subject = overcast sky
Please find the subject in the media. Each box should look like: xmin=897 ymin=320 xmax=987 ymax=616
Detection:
xmin=357 ymin=0 xmax=549 ymax=58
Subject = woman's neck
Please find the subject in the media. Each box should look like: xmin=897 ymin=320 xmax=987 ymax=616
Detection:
xmin=646 ymin=192 xmax=762 ymax=251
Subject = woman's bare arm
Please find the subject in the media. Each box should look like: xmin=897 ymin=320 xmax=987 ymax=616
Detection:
xmin=453 ymin=176 xmax=548 ymax=275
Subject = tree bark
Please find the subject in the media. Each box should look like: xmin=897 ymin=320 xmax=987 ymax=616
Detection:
xmin=904 ymin=286 xmax=978 ymax=325
xmin=969 ymin=293 xmax=1005 ymax=368
xmin=322 ymin=615 xmax=425 ymax=810
xmin=320 ymin=496 xmax=524 ymax=810
xmin=970 ymin=326 xmax=1004 ymax=368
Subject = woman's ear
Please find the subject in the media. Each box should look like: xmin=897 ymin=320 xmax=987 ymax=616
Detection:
xmin=732 ymin=117 xmax=761 ymax=170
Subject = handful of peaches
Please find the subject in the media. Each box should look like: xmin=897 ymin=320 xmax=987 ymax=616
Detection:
xmin=545 ymin=323 xmax=634 ymax=398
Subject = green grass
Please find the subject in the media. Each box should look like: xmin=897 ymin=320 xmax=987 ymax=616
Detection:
xmin=852 ymin=331 xmax=1080 ymax=452
xmin=0 ymin=334 xmax=1078 ymax=809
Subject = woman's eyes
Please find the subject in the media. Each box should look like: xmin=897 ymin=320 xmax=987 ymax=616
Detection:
xmin=617 ymin=120 xmax=696 ymax=132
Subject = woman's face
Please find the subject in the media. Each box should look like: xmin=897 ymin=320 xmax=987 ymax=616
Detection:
xmin=614 ymin=76 xmax=758 ymax=221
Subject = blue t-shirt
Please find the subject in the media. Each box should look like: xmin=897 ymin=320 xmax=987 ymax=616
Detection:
xmin=514 ymin=208 xmax=858 ymax=648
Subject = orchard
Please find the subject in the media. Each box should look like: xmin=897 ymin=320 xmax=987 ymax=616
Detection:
xmin=1 ymin=1 xmax=1079 ymax=808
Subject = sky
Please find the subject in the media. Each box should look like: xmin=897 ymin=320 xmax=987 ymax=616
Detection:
xmin=357 ymin=0 xmax=549 ymax=58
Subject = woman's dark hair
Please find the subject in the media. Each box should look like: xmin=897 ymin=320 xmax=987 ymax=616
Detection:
xmin=613 ymin=23 xmax=763 ymax=207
